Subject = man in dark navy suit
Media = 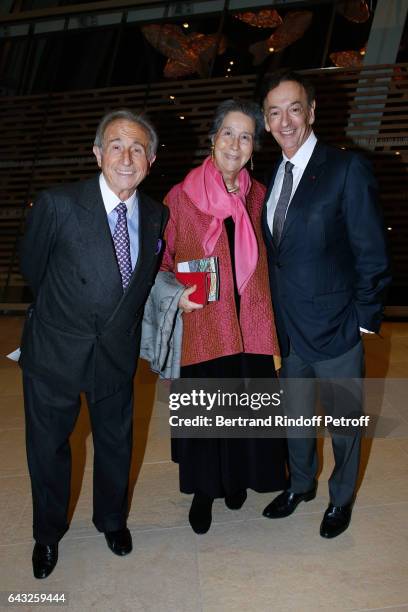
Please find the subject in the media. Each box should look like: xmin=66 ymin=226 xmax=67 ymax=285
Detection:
xmin=260 ymin=70 xmax=390 ymax=537
xmin=20 ymin=110 xmax=168 ymax=577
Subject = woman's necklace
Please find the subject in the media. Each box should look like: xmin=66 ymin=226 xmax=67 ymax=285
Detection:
xmin=226 ymin=185 xmax=240 ymax=194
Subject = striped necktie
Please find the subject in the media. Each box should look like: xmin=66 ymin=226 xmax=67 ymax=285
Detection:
xmin=273 ymin=161 xmax=294 ymax=245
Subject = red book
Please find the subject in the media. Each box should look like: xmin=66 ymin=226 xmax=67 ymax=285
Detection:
xmin=175 ymin=271 xmax=210 ymax=305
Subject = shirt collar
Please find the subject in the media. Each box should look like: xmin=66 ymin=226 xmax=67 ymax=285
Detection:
xmin=99 ymin=173 xmax=138 ymax=216
xmin=282 ymin=131 xmax=317 ymax=170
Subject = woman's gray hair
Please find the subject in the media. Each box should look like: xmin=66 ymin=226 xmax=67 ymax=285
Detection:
xmin=94 ymin=109 xmax=158 ymax=161
xmin=209 ymin=99 xmax=264 ymax=150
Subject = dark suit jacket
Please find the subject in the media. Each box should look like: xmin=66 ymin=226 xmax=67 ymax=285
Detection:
xmin=20 ymin=174 xmax=169 ymax=400
xmin=262 ymin=141 xmax=391 ymax=361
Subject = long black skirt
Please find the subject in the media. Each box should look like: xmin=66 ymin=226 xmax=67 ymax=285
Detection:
xmin=172 ymin=353 xmax=288 ymax=498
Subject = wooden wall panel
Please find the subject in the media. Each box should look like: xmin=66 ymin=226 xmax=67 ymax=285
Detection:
xmin=0 ymin=65 xmax=407 ymax=302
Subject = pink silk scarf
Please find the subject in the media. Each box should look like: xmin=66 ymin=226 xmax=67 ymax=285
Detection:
xmin=181 ymin=156 xmax=259 ymax=295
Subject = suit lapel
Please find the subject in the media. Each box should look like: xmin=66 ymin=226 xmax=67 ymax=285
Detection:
xmin=74 ymin=175 xmax=123 ymax=296
xmin=279 ymin=141 xmax=327 ymax=244
xmin=126 ymin=191 xmax=160 ymax=291
xmin=100 ymin=191 xmax=162 ymax=326
xmin=262 ymin=158 xmax=282 ymax=252
xmin=72 ymin=178 xmax=162 ymax=328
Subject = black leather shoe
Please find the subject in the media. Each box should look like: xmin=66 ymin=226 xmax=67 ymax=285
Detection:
xmin=263 ymin=488 xmax=316 ymax=518
xmin=225 ymin=489 xmax=247 ymax=510
xmin=188 ymin=493 xmax=213 ymax=534
xmin=104 ymin=528 xmax=132 ymax=556
xmin=320 ymin=503 xmax=352 ymax=538
xmin=32 ymin=543 xmax=58 ymax=579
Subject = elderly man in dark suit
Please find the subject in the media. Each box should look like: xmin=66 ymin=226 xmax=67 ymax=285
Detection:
xmin=260 ymin=69 xmax=390 ymax=538
xmin=20 ymin=109 xmax=168 ymax=578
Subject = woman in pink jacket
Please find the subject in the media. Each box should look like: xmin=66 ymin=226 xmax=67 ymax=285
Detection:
xmin=161 ymin=99 xmax=287 ymax=534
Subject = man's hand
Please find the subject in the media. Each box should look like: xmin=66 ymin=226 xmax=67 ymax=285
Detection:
xmin=178 ymin=285 xmax=204 ymax=313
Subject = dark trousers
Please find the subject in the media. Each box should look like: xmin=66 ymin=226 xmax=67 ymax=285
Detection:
xmin=281 ymin=340 xmax=365 ymax=506
xmin=23 ymin=372 xmax=134 ymax=544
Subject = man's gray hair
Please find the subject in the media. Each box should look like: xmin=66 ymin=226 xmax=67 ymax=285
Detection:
xmin=208 ymin=98 xmax=265 ymax=150
xmin=94 ymin=109 xmax=158 ymax=161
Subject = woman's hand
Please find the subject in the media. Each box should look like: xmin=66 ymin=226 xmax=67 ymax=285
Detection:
xmin=178 ymin=285 xmax=204 ymax=313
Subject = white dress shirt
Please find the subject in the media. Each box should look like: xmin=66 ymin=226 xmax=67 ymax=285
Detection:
xmin=99 ymin=173 xmax=139 ymax=269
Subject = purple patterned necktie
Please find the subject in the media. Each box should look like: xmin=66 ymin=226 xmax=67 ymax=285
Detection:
xmin=112 ymin=202 xmax=132 ymax=290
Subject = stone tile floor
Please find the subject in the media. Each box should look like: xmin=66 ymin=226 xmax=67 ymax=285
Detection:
xmin=0 ymin=317 xmax=407 ymax=611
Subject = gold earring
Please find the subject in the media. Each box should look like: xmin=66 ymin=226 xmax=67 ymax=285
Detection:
xmin=211 ymin=144 xmax=215 ymax=162
xmin=250 ymin=156 xmax=254 ymax=171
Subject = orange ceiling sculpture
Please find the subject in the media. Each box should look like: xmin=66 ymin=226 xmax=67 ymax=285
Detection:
xmin=234 ymin=9 xmax=282 ymax=29
xmin=337 ymin=1 xmax=370 ymax=23
xmin=142 ymin=24 xmax=226 ymax=78
xmin=330 ymin=50 xmax=364 ymax=68
xmin=163 ymin=58 xmax=195 ymax=79
xmin=249 ymin=11 xmax=313 ymax=65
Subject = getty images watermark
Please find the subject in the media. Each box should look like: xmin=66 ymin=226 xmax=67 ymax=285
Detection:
xmin=165 ymin=378 xmax=385 ymax=439
xmin=168 ymin=388 xmax=369 ymax=428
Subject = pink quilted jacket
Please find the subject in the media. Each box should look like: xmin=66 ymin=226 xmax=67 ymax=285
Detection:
xmin=161 ymin=178 xmax=280 ymax=367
